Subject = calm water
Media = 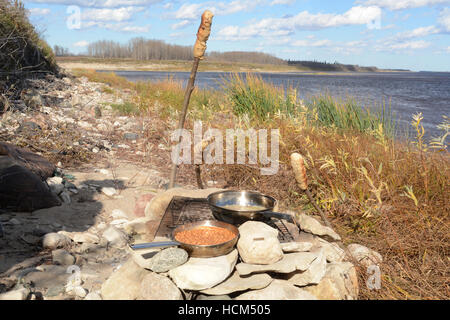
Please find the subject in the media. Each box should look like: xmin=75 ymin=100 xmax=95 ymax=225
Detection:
xmin=101 ymin=70 xmax=450 ymax=139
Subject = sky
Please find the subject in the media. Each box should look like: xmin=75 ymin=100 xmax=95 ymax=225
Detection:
xmin=24 ymin=0 xmax=450 ymax=71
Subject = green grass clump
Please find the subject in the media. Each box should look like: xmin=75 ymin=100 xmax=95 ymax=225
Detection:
xmin=223 ymin=73 xmax=298 ymax=121
xmin=305 ymin=94 xmax=396 ymax=137
xmin=110 ymin=102 xmax=140 ymax=115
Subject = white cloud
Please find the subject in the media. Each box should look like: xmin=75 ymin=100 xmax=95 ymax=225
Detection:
xmin=25 ymin=0 xmax=162 ymax=8
xmin=447 ymin=46 xmax=450 ymax=52
xmin=438 ymin=7 xmax=450 ymax=32
xmin=169 ymin=0 xmax=265 ymax=20
xmin=291 ymin=39 xmax=332 ymax=47
xmin=82 ymin=6 xmax=143 ymax=22
xmin=81 ymin=21 xmax=149 ymax=33
xmin=359 ymin=0 xmax=450 ymax=10
xmin=216 ymin=6 xmax=382 ymax=40
xmin=73 ymin=40 xmax=89 ymax=47
xmin=171 ymin=19 xmax=192 ymax=30
xmin=389 ymin=40 xmax=431 ymax=49
xmin=28 ymin=8 xmax=51 ymax=15
xmin=395 ymin=25 xmax=440 ymax=39
xmin=270 ymin=0 xmax=295 ymax=5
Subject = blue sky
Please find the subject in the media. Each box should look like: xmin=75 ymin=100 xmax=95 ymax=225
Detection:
xmin=24 ymin=0 xmax=450 ymax=71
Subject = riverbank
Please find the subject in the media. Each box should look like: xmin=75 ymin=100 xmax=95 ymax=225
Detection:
xmin=56 ymin=56 xmax=410 ymax=74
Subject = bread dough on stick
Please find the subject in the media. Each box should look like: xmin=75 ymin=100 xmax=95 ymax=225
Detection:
xmin=193 ymin=10 xmax=214 ymax=60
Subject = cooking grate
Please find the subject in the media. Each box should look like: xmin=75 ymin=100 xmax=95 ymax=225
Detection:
xmin=154 ymin=196 xmax=297 ymax=243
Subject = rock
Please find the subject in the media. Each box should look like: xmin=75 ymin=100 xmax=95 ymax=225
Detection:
xmin=52 ymin=249 xmax=75 ymax=265
xmin=84 ymin=292 xmax=102 ymax=300
xmin=123 ymin=133 xmax=139 ymax=141
xmin=46 ymin=286 xmax=65 ymax=297
xmin=47 ymin=176 xmax=64 ymax=195
xmin=281 ymin=241 xmax=313 ymax=253
xmin=133 ymin=194 xmax=154 ymax=217
xmin=169 ymin=249 xmax=238 ymax=291
xmin=58 ymin=230 xmax=100 ymax=244
xmin=111 ymin=209 xmax=128 ymax=219
xmin=92 ymin=147 xmax=100 ymax=153
xmin=0 ymin=287 xmax=30 ymax=300
xmin=140 ymin=273 xmax=183 ymax=300
xmin=201 ymin=271 xmax=272 ymax=295
xmin=0 ymin=142 xmax=56 ymax=179
xmin=42 ymin=232 xmax=71 ymax=249
xmin=347 ymin=244 xmax=382 ymax=268
xmin=148 ymin=247 xmax=188 ymax=273
xmin=315 ymin=238 xmax=346 ymax=263
xmin=101 ymin=259 xmax=151 ymax=300
xmin=304 ymin=262 xmax=359 ymax=300
xmin=295 ymin=213 xmax=341 ymax=242
xmin=101 ymin=187 xmax=117 ymax=197
xmin=237 ymin=221 xmax=283 ymax=265
xmin=236 ymin=252 xmax=318 ymax=276
xmin=102 ymin=226 xmax=128 ymax=248
xmin=0 ymin=164 xmax=61 ymax=212
xmin=67 ymin=285 xmax=87 ymax=298
xmin=286 ymin=249 xmax=327 ymax=287
xmin=59 ymin=191 xmax=71 ymax=204
xmin=8 ymin=218 xmax=21 ymax=225
xmin=196 ymin=294 xmax=232 ymax=300
xmin=110 ymin=219 xmax=129 ymax=227
xmin=234 ymin=280 xmax=317 ymax=300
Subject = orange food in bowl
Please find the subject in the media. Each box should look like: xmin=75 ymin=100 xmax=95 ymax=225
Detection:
xmin=175 ymin=226 xmax=236 ymax=246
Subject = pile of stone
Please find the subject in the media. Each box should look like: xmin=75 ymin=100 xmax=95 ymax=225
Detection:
xmin=100 ymin=212 xmax=382 ymax=300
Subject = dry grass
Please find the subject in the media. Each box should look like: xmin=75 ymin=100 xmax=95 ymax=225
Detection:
xmin=76 ymin=69 xmax=450 ymax=300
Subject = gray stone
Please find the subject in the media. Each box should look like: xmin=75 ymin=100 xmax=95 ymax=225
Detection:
xmin=52 ymin=249 xmax=75 ymax=265
xmin=0 ymin=287 xmax=30 ymax=300
xmin=286 ymin=248 xmax=327 ymax=287
xmin=315 ymin=238 xmax=346 ymax=263
xmin=101 ymin=187 xmax=117 ymax=196
xmin=102 ymin=226 xmax=128 ymax=248
xmin=347 ymin=244 xmax=382 ymax=268
xmin=148 ymin=247 xmax=188 ymax=273
xmin=84 ymin=292 xmax=102 ymax=300
xmin=237 ymin=221 xmax=283 ymax=265
xmin=123 ymin=133 xmax=139 ymax=141
xmin=304 ymin=261 xmax=359 ymax=300
xmin=46 ymin=286 xmax=65 ymax=297
xmin=236 ymin=252 xmax=318 ymax=276
xmin=47 ymin=177 xmax=65 ymax=195
xmin=169 ymin=249 xmax=238 ymax=291
xmin=42 ymin=232 xmax=71 ymax=250
xmin=101 ymin=259 xmax=151 ymax=300
xmin=234 ymin=280 xmax=317 ymax=300
xmin=196 ymin=294 xmax=232 ymax=300
xmin=201 ymin=271 xmax=273 ymax=295
xmin=281 ymin=241 xmax=313 ymax=253
xmin=140 ymin=273 xmax=183 ymax=300
xmin=295 ymin=213 xmax=341 ymax=242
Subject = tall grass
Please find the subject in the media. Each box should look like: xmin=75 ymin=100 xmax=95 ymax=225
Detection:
xmin=223 ymin=73 xmax=298 ymax=121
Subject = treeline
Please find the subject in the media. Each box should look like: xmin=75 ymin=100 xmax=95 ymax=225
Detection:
xmin=287 ymin=60 xmax=379 ymax=72
xmin=87 ymin=38 xmax=192 ymax=60
xmin=85 ymin=38 xmax=285 ymax=64
xmin=207 ymin=51 xmax=285 ymax=65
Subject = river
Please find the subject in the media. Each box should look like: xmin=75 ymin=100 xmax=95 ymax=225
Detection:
xmin=100 ymin=70 xmax=450 ymax=140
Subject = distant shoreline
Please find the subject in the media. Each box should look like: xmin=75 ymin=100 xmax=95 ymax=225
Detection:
xmin=56 ymin=56 xmax=411 ymax=74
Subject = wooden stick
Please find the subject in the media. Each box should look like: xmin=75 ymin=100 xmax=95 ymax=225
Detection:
xmin=168 ymin=10 xmax=214 ymax=189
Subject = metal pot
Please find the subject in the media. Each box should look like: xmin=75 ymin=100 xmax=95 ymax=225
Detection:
xmin=207 ymin=190 xmax=294 ymax=225
xmin=130 ymin=220 xmax=239 ymax=258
